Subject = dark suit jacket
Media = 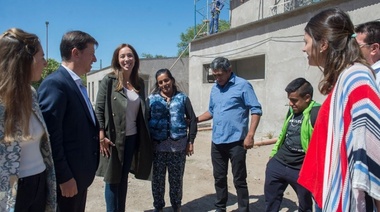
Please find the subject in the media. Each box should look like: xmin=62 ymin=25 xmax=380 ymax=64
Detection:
xmin=38 ymin=65 xmax=100 ymax=192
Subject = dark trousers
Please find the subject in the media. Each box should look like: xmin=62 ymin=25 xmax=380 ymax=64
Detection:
xmin=15 ymin=170 xmax=47 ymax=212
xmin=264 ymin=158 xmax=312 ymax=212
xmin=57 ymin=188 xmax=87 ymax=212
xmin=152 ymin=151 xmax=186 ymax=210
xmin=105 ymin=134 xmax=137 ymax=212
xmin=211 ymin=141 xmax=249 ymax=212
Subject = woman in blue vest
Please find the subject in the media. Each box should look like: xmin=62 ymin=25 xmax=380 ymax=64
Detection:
xmin=148 ymin=69 xmax=197 ymax=212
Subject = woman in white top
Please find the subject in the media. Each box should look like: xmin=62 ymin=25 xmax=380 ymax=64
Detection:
xmin=0 ymin=28 xmax=56 ymax=212
xmin=95 ymin=43 xmax=152 ymax=212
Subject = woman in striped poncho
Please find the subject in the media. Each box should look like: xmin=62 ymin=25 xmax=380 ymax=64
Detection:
xmin=298 ymin=8 xmax=380 ymax=211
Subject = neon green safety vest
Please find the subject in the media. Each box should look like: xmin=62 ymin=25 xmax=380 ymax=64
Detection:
xmin=270 ymin=100 xmax=320 ymax=157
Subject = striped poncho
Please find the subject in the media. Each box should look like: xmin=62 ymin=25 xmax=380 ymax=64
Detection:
xmin=298 ymin=63 xmax=380 ymax=211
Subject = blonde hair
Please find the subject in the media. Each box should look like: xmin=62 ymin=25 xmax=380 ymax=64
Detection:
xmin=0 ymin=28 xmax=40 ymax=142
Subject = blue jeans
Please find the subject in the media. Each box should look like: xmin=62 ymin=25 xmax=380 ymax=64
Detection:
xmin=211 ymin=141 xmax=249 ymax=212
xmin=209 ymin=12 xmax=220 ymax=34
xmin=105 ymin=134 xmax=137 ymax=212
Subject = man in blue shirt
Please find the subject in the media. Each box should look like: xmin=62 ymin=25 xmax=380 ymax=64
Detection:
xmin=197 ymin=57 xmax=262 ymax=212
xmin=209 ymin=0 xmax=224 ymax=34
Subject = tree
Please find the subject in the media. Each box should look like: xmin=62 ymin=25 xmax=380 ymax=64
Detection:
xmin=32 ymin=58 xmax=60 ymax=89
xmin=177 ymin=19 xmax=230 ymax=57
xmin=141 ymin=53 xmax=167 ymax=59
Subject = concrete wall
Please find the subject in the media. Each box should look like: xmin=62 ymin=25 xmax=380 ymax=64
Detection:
xmin=87 ymin=57 xmax=189 ymax=106
xmin=189 ymin=0 xmax=380 ymax=135
xmin=230 ymin=0 xmax=324 ymax=28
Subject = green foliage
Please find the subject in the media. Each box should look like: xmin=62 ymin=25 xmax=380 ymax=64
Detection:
xmin=81 ymin=75 xmax=87 ymax=86
xmin=32 ymin=58 xmax=60 ymax=89
xmin=141 ymin=53 xmax=167 ymax=59
xmin=177 ymin=19 xmax=230 ymax=57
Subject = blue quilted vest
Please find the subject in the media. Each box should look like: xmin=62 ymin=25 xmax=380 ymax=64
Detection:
xmin=148 ymin=92 xmax=188 ymax=141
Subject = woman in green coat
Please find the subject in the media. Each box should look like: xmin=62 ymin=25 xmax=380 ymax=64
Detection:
xmin=95 ymin=43 xmax=152 ymax=212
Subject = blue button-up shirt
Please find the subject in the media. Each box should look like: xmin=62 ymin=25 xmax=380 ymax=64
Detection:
xmin=209 ymin=73 xmax=262 ymax=144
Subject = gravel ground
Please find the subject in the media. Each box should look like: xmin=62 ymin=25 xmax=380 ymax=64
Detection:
xmin=85 ymin=130 xmax=299 ymax=212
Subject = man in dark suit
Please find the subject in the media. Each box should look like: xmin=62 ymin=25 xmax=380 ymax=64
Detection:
xmin=38 ymin=30 xmax=100 ymax=212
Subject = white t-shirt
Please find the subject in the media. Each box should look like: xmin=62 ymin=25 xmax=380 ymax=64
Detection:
xmin=19 ymin=113 xmax=46 ymax=178
xmin=123 ymin=88 xmax=140 ymax=136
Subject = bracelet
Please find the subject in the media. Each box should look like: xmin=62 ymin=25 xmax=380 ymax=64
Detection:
xmin=100 ymin=138 xmax=105 ymax=142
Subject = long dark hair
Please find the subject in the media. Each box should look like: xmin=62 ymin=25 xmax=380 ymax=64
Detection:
xmin=110 ymin=43 xmax=141 ymax=92
xmin=152 ymin=68 xmax=179 ymax=94
xmin=305 ymin=8 xmax=369 ymax=95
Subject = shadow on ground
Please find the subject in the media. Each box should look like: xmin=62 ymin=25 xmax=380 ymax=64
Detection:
xmin=144 ymin=192 xmax=297 ymax=212
xmin=249 ymin=194 xmax=298 ymax=212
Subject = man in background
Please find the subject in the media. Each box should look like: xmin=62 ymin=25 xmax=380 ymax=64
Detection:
xmin=197 ymin=57 xmax=262 ymax=212
xmin=209 ymin=0 xmax=224 ymax=34
xmin=355 ymin=21 xmax=380 ymax=88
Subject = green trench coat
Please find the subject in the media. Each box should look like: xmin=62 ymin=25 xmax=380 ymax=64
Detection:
xmin=95 ymin=74 xmax=152 ymax=183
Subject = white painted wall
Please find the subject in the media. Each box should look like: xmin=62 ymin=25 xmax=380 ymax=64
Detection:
xmin=86 ymin=57 xmax=189 ymax=106
xmin=189 ymin=0 xmax=380 ymax=135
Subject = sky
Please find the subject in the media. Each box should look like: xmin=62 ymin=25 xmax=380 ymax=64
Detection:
xmin=1 ymin=0 xmax=230 ymax=70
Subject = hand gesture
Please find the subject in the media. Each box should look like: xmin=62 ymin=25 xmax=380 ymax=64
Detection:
xmin=100 ymin=137 xmax=115 ymax=158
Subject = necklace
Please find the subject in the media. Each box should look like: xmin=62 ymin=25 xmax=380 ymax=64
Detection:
xmin=125 ymin=81 xmax=138 ymax=93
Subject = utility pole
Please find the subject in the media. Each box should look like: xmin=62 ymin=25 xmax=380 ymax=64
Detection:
xmin=45 ymin=21 xmax=49 ymax=60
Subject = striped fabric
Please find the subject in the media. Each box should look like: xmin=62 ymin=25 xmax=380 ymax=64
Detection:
xmin=299 ymin=63 xmax=380 ymax=211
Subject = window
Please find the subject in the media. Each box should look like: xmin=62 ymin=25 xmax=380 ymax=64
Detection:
xmin=88 ymin=82 xmax=91 ymax=99
xmin=203 ymin=54 xmax=265 ymax=83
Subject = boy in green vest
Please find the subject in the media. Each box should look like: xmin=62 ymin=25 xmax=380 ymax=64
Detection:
xmin=264 ymin=78 xmax=320 ymax=212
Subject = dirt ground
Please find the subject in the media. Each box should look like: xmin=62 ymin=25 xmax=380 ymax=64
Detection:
xmin=85 ymin=130 xmax=299 ymax=212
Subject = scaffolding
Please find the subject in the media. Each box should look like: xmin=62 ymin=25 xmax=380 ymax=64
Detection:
xmin=194 ymin=0 xmax=230 ymax=38
xmin=194 ymin=0 xmax=209 ymax=38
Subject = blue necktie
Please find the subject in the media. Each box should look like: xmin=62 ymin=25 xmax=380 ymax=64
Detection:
xmin=78 ymin=81 xmax=95 ymax=124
